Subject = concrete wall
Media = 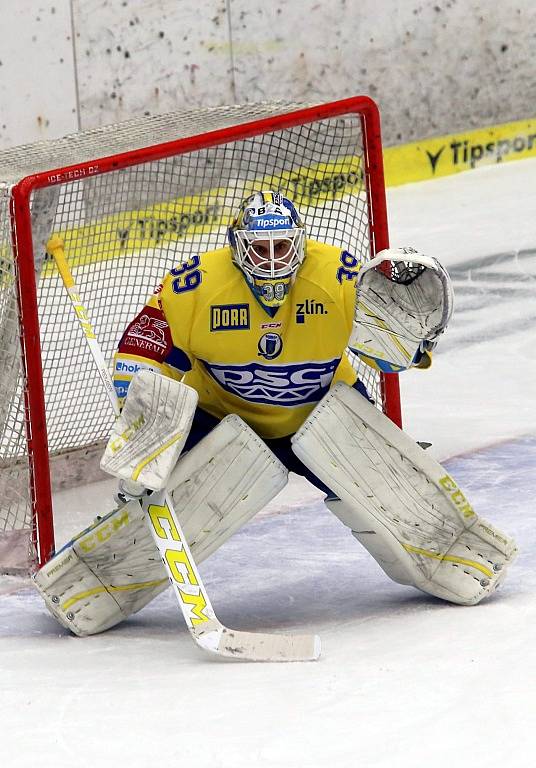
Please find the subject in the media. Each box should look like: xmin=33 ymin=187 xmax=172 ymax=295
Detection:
xmin=1 ymin=0 xmax=535 ymax=149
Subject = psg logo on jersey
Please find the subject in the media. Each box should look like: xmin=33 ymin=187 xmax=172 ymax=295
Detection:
xmin=257 ymin=332 xmax=283 ymax=360
xmin=202 ymin=358 xmax=339 ymax=406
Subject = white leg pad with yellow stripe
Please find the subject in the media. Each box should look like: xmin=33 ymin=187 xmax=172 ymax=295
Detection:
xmin=292 ymin=383 xmax=517 ymax=606
xmin=33 ymin=501 xmax=169 ymax=636
xmin=34 ymin=414 xmax=288 ymax=635
xmin=168 ymin=413 xmax=288 ymax=562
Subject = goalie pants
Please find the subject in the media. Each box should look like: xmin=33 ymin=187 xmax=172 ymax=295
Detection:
xmin=183 ymin=379 xmax=372 ymax=501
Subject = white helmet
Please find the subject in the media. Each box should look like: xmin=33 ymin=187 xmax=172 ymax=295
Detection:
xmin=228 ymin=191 xmax=306 ymax=309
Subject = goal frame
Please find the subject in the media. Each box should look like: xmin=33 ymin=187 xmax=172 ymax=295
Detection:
xmin=9 ymin=95 xmax=401 ymax=567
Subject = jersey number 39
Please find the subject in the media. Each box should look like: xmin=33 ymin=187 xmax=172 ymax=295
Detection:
xmin=171 ymin=255 xmax=202 ymax=293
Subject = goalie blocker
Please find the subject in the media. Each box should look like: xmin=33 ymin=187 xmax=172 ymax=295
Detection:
xmin=292 ymin=383 xmax=516 ymax=605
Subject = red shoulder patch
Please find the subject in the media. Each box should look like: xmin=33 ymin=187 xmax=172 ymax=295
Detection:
xmin=118 ymin=305 xmax=173 ymax=363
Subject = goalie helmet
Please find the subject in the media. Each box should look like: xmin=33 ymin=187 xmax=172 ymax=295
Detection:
xmin=228 ymin=191 xmax=306 ymax=309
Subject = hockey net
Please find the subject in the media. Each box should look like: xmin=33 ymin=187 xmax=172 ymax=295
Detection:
xmin=0 ymin=96 xmax=400 ymax=574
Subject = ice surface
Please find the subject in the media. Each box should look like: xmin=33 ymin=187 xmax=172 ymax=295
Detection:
xmin=1 ymin=159 xmax=535 ymax=768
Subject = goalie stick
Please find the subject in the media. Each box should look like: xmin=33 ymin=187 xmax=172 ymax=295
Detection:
xmin=45 ymin=235 xmax=321 ymax=662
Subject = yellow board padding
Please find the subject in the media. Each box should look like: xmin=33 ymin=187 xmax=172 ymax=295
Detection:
xmin=41 ymin=155 xmax=364 ymax=275
xmin=255 ymin=154 xmax=363 ymax=205
xmin=384 ymin=115 xmax=536 ymax=187
xmin=42 ymin=189 xmax=226 ymax=275
xmin=37 ymin=115 xmax=536 ymax=277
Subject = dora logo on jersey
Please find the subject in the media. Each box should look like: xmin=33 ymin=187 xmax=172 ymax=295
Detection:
xmin=210 ymin=303 xmax=250 ymax=331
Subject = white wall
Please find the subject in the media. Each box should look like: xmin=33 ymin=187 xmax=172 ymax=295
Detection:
xmin=1 ymin=0 xmax=535 ymax=149
xmin=0 ymin=1 xmax=79 ymax=146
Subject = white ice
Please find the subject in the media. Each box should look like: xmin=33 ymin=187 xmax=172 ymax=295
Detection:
xmin=2 ymin=158 xmax=536 ymax=768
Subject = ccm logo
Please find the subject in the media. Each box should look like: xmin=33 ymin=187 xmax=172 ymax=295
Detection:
xmin=439 ymin=475 xmax=475 ymax=519
xmin=109 ymin=414 xmax=145 ymax=454
xmin=78 ymin=509 xmax=130 ymax=553
xmin=148 ymin=502 xmax=210 ymax=625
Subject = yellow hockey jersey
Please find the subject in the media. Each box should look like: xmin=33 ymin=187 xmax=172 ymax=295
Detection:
xmin=114 ymin=239 xmax=365 ymax=439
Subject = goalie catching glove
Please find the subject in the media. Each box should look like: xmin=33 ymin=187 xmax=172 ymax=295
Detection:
xmin=349 ymin=247 xmax=454 ymax=372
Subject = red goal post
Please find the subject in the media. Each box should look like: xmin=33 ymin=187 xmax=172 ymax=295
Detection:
xmin=0 ymin=95 xmax=401 ymax=573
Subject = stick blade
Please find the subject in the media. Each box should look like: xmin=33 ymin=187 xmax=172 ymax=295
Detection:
xmin=195 ymin=625 xmax=321 ymax=662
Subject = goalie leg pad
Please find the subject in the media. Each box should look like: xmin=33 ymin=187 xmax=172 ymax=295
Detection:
xmin=292 ymin=383 xmax=517 ymax=606
xmin=33 ymin=500 xmax=168 ymax=636
xmin=35 ymin=414 xmax=288 ymax=635
xmin=168 ymin=413 xmax=289 ymax=562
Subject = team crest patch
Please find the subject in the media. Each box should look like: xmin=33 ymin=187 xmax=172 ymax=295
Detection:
xmin=210 ymin=303 xmax=250 ymax=331
xmin=258 ymin=332 xmax=283 ymax=360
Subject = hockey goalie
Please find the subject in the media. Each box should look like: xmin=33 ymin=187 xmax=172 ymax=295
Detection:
xmin=35 ymin=190 xmax=517 ymax=641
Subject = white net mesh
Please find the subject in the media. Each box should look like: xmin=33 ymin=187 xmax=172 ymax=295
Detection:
xmin=0 ymin=101 xmax=389 ymax=572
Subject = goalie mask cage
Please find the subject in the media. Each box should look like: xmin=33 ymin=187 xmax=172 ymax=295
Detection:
xmin=0 ymin=95 xmax=400 ymax=574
